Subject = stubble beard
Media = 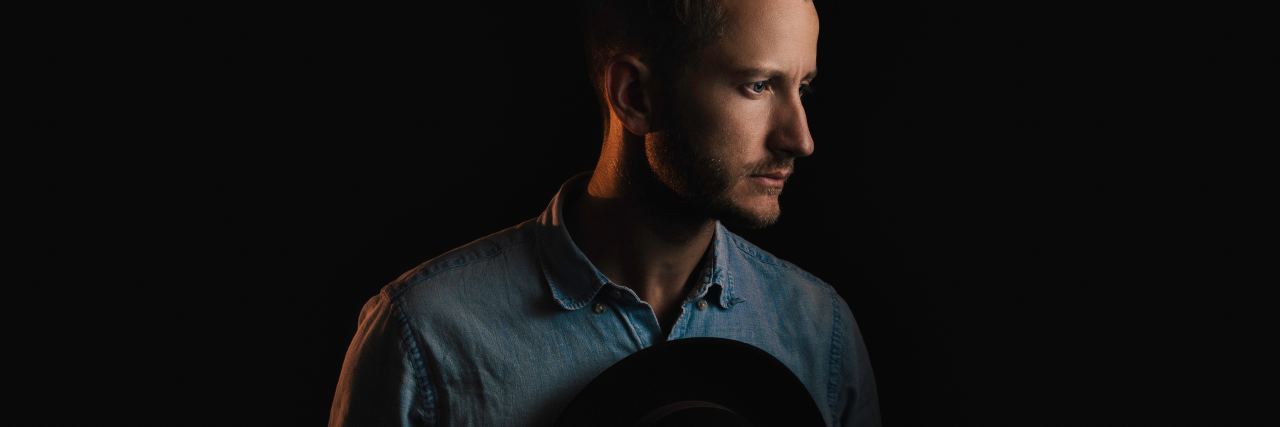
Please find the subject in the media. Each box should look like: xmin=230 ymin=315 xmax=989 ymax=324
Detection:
xmin=645 ymin=115 xmax=782 ymax=231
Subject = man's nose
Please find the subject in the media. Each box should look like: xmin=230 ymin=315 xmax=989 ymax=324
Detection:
xmin=766 ymin=94 xmax=816 ymax=158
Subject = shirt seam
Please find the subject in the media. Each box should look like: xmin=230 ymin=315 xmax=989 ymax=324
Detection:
xmin=730 ymin=235 xmax=783 ymax=267
xmin=826 ymin=285 xmax=844 ymax=426
xmin=390 ymin=291 xmax=438 ymax=426
xmin=387 ymin=233 xmax=527 ymax=302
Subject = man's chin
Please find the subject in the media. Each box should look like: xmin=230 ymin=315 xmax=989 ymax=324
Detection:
xmin=712 ymin=199 xmax=781 ymax=230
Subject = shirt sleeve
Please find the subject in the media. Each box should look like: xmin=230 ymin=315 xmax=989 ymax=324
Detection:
xmin=329 ymin=290 xmax=436 ymax=427
xmin=832 ymin=291 xmax=882 ymax=427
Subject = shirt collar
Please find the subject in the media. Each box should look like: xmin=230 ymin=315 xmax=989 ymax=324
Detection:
xmin=533 ymin=170 xmax=738 ymax=311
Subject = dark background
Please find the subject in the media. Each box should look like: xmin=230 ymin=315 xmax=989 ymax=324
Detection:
xmin=19 ymin=1 xmax=1273 ymax=425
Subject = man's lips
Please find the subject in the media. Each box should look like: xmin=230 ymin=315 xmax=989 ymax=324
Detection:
xmin=752 ymin=170 xmax=792 ymax=180
xmin=751 ymin=170 xmax=791 ymax=187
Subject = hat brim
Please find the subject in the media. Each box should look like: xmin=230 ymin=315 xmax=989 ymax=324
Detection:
xmin=554 ymin=337 xmax=825 ymax=426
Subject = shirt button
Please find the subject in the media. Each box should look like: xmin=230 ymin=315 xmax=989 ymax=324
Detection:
xmin=612 ymin=289 xmax=623 ymax=299
xmin=592 ymin=302 xmax=606 ymax=314
xmin=697 ymin=299 xmax=708 ymax=310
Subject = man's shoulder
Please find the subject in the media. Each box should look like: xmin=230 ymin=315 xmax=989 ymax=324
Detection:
xmin=378 ymin=217 xmax=540 ymax=307
xmin=723 ymin=228 xmax=837 ymax=299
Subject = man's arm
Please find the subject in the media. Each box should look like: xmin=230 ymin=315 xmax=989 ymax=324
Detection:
xmin=329 ymin=290 xmax=436 ymax=427
xmin=832 ymin=291 xmax=881 ymax=427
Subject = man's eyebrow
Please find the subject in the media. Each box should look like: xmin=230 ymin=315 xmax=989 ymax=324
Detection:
xmin=731 ymin=67 xmax=819 ymax=81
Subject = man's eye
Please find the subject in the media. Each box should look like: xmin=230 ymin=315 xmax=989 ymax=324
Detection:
xmin=800 ymin=83 xmax=815 ymax=98
xmin=747 ymin=81 xmax=768 ymax=94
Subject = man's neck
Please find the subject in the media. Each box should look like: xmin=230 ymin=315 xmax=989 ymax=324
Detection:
xmin=565 ymin=165 xmax=716 ymax=315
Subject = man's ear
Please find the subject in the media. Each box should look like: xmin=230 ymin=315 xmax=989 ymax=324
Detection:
xmin=604 ymin=53 xmax=654 ymax=136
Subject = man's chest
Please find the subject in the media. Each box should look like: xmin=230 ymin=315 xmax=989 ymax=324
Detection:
xmin=420 ymin=300 xmax=833 ymax=426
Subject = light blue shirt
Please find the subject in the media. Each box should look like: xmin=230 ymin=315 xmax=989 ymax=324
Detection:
xmin=329 ymin=171 xmax=880 ymax=426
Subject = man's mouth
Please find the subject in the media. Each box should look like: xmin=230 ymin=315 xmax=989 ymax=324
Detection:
xmin=750 ymin=169 xmax=791 ymax=187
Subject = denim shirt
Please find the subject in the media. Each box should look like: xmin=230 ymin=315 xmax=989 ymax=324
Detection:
xmin=329 ymin=171 xmax=880 ymax=427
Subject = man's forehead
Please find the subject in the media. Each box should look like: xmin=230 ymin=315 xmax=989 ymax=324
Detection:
xmin=700 ymin=0 xmax=819 ymax=81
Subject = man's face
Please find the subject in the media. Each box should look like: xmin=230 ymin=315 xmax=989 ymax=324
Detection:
xmin=646 ymin=0 xmax=819 ymax=230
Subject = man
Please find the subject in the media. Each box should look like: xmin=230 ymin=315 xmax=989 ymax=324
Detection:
xmin=329 ymin=0 xmax=879 ymax=425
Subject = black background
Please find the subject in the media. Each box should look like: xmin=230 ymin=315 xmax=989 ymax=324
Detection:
xmin=18 ymin=1 xmax=1273 ymax=425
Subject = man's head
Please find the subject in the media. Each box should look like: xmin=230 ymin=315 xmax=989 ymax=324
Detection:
xmin=581 ymin=0 xmax=819 ymax=230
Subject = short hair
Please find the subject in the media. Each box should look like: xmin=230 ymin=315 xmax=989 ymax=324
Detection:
xmin=577 ymin=0 xmax=731 ymax=138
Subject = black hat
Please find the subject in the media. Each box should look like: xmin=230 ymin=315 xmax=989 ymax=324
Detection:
xmin=554 ymin=337 xmax=825 ymax=427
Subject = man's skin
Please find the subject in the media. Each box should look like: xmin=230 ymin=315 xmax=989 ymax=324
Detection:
xmin=565 ymin=0 xmax=819 ymax=338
